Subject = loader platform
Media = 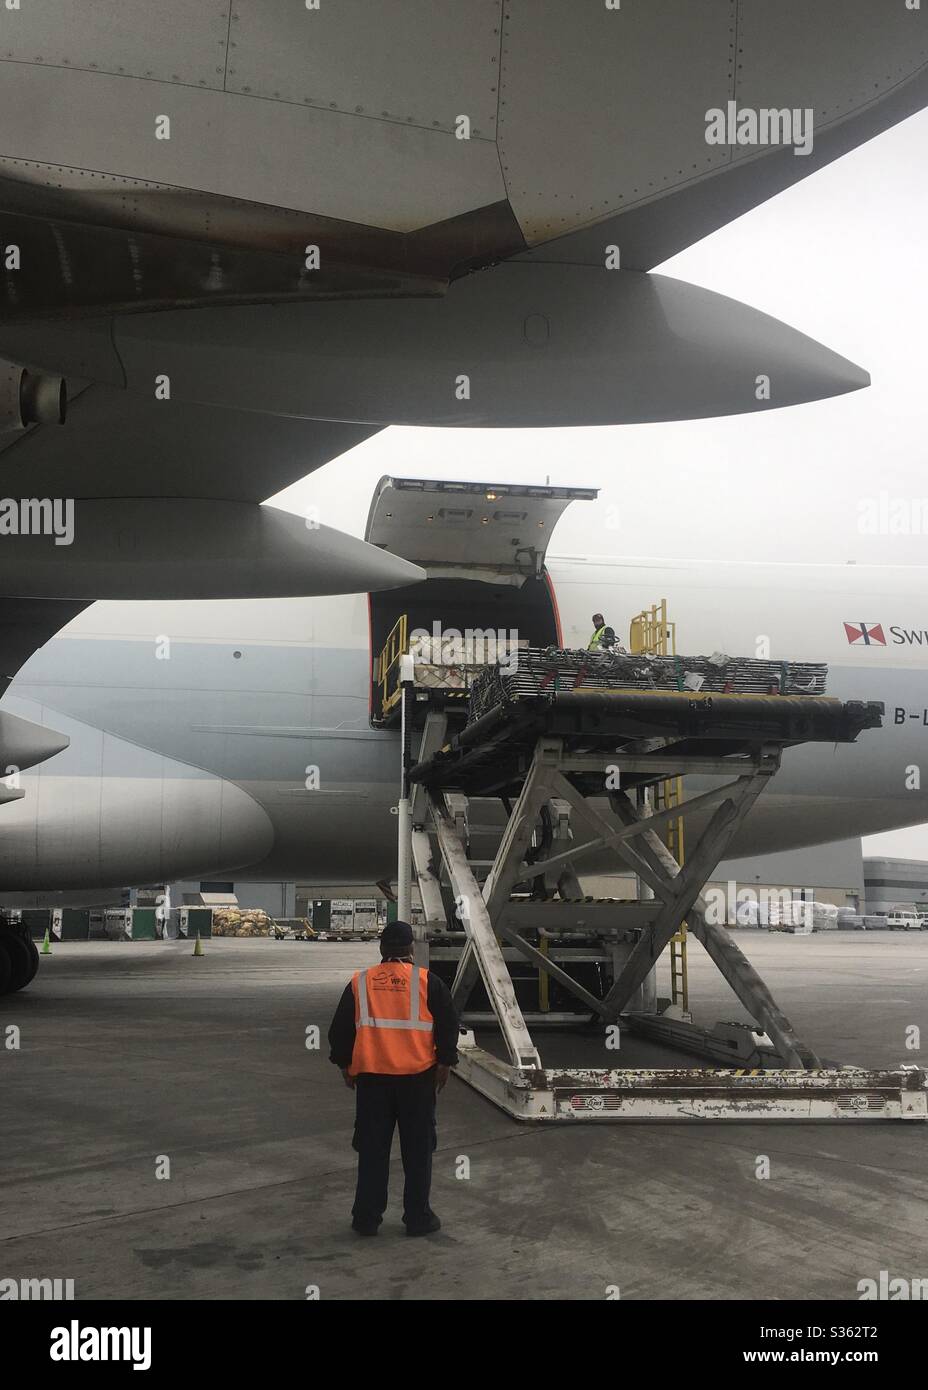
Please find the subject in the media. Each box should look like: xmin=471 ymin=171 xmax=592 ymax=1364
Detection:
xmin=391 ymin=653 xmax=926 ymax=1122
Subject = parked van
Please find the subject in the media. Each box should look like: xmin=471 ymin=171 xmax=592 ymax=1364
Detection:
xmin=885 ymin=904 xmax=923 ymax=930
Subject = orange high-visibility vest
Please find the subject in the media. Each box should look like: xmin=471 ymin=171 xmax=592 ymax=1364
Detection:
xmin=349 ymin=961 xmax=436 ymax=1077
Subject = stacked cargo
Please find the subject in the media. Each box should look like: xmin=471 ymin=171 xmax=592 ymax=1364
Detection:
xmin=211 ymin=907 xmax=272 ymax=938
xmin=468 ymin=647 xmax=828 ymax=723
xmin=406 ymin=634 xmax=529 ymax=696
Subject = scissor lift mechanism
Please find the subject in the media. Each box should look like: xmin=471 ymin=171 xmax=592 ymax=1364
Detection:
xmin=402 ymin=686 xmax=927 ymax=1122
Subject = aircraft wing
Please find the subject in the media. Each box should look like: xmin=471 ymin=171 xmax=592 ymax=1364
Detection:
xmin=0 ymin=1 xmax=924 ymax=308
xmin=0 ymin=4 xmax=925 ymax=427
xmin=0 ymin=398 xmax=421 ymax=703
xmin=507 ymin=2 xmax=928 ymax=268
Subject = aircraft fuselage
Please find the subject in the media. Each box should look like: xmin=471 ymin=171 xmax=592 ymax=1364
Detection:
xmin=0 ymin=553 xmax=924 ymax=892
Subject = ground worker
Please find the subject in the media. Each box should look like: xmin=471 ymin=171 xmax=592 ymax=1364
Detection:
xmin=327 ymin=919 xmax=460 ymax=1237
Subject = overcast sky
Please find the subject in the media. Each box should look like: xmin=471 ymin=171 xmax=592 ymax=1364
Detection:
xmin=272 ymin=107 xmax=928 ymax=860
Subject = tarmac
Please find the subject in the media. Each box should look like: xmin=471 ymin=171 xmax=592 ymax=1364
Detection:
xmin=1 ymin=932 xmax=926 ymax=1301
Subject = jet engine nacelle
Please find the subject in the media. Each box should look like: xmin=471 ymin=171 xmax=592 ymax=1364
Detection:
xmin=0 ymin=267 xmax=868 ymax=428
xmin=0 ymin=703 xmax=276 ymax=892
xmin=0 ymin=358 xmax=66 ymax=433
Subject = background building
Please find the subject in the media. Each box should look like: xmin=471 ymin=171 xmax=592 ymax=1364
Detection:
xmin=159 ymin=837 xmax=866 ymax=929
xmin=863 ymin=857 xmax=928 ymax=916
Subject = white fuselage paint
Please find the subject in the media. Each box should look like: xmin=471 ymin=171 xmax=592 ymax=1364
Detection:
xmin=0 ymin=554 xmax=926 ymax=891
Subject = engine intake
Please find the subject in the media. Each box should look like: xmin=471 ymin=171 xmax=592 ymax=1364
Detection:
xmin=0 ymin=359 xmax=67 ymax=432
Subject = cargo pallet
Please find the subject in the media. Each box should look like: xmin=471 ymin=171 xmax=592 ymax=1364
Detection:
xmin=396 ymin=675 xmax=926 ymax=1122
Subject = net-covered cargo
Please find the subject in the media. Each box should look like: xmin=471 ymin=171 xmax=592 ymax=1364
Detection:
xmin=467 ymin=647 xmax=828 ymax=724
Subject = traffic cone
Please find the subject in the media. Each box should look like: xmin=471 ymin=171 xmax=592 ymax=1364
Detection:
xmin=41 ymin=928 xmax=52 ymax=955
xmin=193 ymin=931 xmax=204 ymax=957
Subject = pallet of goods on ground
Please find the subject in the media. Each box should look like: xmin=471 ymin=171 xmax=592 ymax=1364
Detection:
xmin=767 ymin=901 xmax=838 ymax=933
xmin=211 ymin=907 xmax=272 ymax=938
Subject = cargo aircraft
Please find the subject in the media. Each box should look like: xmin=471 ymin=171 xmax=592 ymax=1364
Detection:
xmin=1 ymin=3 xmax=928 ymax=987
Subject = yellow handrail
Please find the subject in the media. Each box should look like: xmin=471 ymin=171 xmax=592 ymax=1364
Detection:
xmin=378 ymin=613 xmax=408 ymax=716
xmin=628 ymin=598 xmax=676 ymax=657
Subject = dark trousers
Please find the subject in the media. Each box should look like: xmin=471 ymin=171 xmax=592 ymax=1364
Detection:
xmin=352 ymin=1068 xmax=437 ymax=1228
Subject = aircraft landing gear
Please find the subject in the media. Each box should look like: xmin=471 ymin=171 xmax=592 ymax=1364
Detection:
xmin=0 ymin=924 xmax=39 ymax=995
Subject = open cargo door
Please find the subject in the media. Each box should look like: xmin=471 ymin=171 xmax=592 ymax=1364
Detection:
xmin=365 ymin=478 xmax=596 ymax=724
xmin=365 ymin=477 xmax=596 ymax=584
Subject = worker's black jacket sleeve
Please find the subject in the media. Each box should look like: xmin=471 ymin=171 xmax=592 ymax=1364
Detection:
xmin=327 ymin=970 xmax=460 ymax=1069
xmin=327 ymin=983 xmax=357 ymax=1068
xmin=426 ymin=972 xmax=460 ymax=1066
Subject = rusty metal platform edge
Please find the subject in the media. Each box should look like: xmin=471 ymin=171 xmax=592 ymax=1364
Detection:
xmin=453 ymin=1041 xmax=928 ymax=1123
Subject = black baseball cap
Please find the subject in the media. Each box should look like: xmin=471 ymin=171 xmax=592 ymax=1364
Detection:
xmin=380 ymin=920 xmax=414 ymax=955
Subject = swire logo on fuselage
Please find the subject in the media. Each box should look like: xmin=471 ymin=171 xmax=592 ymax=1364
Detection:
xmin=844 ymin=622 xmax=885 ymax=646
xmin=844 ymin=622 xmax=928 ymax=647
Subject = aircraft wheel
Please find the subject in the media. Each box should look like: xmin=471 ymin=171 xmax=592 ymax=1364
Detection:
xmin=0 ymin=929 xmax=34 ymax=992
xmin=0 ymin=939 xmax=11 ymax=995
xmin=22 ymin=936 xmax=40 ymax=986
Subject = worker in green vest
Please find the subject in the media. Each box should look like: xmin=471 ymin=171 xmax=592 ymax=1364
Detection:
xmin=588 ymin=613 xmax=608 ymax=650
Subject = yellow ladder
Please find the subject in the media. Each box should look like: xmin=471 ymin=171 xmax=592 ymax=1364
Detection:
xmin=658 ymin=775 xmax=688 ymax=1013
xmin=628 ymin=599 xmax=688 ymax=1011
xmin=629 ymin=598 xmax=675 ymax=658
